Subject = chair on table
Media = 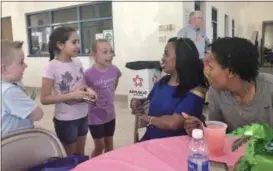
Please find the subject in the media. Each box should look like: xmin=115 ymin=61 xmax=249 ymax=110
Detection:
xmin=1 ymin=128 xmax=67 ymax=171
xmin=269 ymin=52 xmax=273 ymax=70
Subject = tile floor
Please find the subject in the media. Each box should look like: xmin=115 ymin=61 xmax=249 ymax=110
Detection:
xmin=34 ymin=96 xmax=141 ymax=155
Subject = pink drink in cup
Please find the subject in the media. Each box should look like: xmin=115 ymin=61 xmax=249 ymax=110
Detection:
xmin=204 ymin=121 xmax=227 ymax=156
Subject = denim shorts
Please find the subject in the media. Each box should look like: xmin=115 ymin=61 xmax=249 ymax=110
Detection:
xmin=53 ymin=116 xmax=88 ymax=144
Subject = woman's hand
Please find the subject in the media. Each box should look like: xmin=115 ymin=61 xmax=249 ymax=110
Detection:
xmin=142 ymin=100 xmax=150 ymax=115
xmin=130 ymin=98 xmax=147 ymax=116
xmin=182 ymin=113 xmax=204 ymax=137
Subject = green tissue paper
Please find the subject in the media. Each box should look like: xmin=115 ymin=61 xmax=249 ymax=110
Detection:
xmin=229 ymin=123 xmax=273 ymax=171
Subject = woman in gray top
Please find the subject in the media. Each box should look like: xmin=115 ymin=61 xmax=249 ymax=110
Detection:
xmin=184 ymin=37 xmax=273 ymax=134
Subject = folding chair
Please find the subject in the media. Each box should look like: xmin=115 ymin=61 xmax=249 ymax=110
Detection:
xmin=1 ymin=128 xmax=66 ymax=171
xmin=133 ymin=116 xmax=147 ymax=143
xmin=22 ymin=87 xmax=39 ymax=100
xmin=29 ymin=88 xmax=39 ymax=100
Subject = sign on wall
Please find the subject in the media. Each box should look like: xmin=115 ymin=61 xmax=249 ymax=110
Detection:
xmin=95 ymin=33 xmax=104 ymax=40
xmin=95 ymin=30 xmax=114 ymax=48
xmin=184 ymin=8 xmax=191 ymax=26
xmin=103 ymin=30 xmax=114 ymax=48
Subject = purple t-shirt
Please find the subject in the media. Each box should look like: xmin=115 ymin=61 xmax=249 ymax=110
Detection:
xmin=85 ymin=65 xmax=121 ymax=125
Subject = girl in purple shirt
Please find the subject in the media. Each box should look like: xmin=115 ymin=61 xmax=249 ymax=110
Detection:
xmin=85 ymin=39 xmax=121 ymax=157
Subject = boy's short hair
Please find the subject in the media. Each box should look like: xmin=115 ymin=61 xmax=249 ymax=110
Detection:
xmin=91 ymin=39 xmax=109 ymax=53
xmin=1 ymin=40 xmax=24 ymax=65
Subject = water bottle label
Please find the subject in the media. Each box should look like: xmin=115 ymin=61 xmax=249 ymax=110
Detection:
xmin=188 ymin=159 xmax=209 ymax=171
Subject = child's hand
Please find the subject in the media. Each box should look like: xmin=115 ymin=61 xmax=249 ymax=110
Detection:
xmin=70 ymin=89 xmax=89 ymax=100
xmin=77 ymin=86 xmax=97 ymax=101
xmin=85 ymin=88 xmax=98 ymax=101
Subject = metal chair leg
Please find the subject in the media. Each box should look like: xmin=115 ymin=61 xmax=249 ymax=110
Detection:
xmin=133 ymin=115 xmax=139 ymax=143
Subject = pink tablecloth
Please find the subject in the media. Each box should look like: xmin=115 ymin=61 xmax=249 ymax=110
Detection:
xmin=73 ymin=136 xmax=246 ymax=171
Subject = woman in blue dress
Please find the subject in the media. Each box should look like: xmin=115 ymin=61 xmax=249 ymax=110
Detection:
xmin=131 ymin=37 xmax=208 ymax=141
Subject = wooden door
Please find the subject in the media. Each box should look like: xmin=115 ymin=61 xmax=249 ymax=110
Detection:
xmin=1 ymin=17 xmax=13 ymax=41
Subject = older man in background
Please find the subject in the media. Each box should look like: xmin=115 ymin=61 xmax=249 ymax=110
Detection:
xmin=177 ymin=11 xmax=209 ymax=60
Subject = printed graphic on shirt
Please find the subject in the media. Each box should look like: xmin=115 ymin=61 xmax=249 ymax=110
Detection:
xmin=93 ymin=77 xmax=117 ymax=108
xmin=59 ymin=71 xmax=73 ymax=93
xmin=58 ymin=68 xmax=84 ymax=105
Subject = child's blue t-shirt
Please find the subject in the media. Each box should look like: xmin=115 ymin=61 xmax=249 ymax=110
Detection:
xmin=1 ymin=81 xmax=35 ymax=136
xmin=141 ymin=81 xmax=204 ymax=141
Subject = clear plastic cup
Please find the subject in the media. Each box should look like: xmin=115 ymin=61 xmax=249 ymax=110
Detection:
xmin=204 ymin=121 xmax=228 ymax=156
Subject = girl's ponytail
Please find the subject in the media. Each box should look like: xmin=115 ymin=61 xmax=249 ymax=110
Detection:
xmin=49 ymin=48 xmax=55 ymax=61
xmin=48 ymin=27 xmax=76 ymax=61
xmin=48 ymin=41 xmax=55 ymax=61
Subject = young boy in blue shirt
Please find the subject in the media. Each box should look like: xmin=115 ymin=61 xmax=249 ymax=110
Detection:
xmin=1 ymin=41 xmax=43 ymax=136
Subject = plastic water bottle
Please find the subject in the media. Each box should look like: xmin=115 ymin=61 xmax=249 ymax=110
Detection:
xmin=187 ymin=129 xmax=209 ymax=171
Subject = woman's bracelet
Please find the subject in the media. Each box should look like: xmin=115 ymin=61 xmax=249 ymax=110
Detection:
xmin=147 ymin=116 xmax=154 ymax=126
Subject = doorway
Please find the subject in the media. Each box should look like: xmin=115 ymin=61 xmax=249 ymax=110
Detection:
xmin=1 ymin=17 xmax=13 ymax=41
xmin=261 ymin=20 xmax=273 ymax=66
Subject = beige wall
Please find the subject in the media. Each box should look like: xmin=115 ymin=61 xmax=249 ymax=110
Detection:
xmin=1 ymin=1 xmax=272 ymax=95
xmin=236 ymin=2 xmax=273 ymax=46
xmin=1 ymin=1 xmax=183 ymax=95
xmin=202 ymin=2 xmax=241 ymax=39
